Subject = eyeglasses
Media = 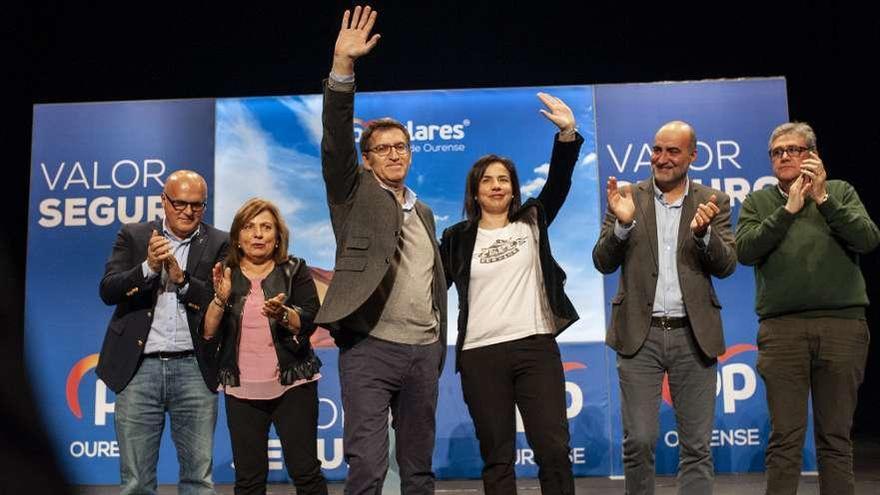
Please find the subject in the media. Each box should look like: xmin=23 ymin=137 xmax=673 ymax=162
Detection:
xmin=769 ymin=145 xmax=813 ymax=159
xmin=367 ymin=142 xmax=410 ymax=156
xmin=163 ymin=193 xmax=207 ymax=212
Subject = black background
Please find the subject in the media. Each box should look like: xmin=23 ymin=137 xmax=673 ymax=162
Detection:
xmin=2 ymin=1 xmax=878 ymax=483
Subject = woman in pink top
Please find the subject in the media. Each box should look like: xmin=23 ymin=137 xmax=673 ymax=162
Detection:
xmin=203 ymin=198 xmax=327 ymax=495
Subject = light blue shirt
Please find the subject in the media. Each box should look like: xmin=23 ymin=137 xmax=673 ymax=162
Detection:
xmin=613 ymin=178 xmax=710 ymax=317
xmin=140 ymin=219 xmax=198 ymax=353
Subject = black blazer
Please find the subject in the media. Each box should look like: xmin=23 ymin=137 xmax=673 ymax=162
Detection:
xmin=440 ymin=133 xmax=583 ymax=371
xmin=96 ymin=219 xmax=228 ymax=393
xmin=315 ymin=81 xmax=447 ymax=363
xmin=213 ymin=257 xmax=322 ymax=387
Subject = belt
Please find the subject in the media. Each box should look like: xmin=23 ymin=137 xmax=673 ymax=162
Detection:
xmin=651 ymin=316 xmax=689 ymax=330
xmin=143 ymin=350 xmax=194 ymax=360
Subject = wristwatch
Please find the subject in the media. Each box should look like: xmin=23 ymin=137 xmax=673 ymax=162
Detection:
xmin=279 ymin=308 xmax=290 ymax=327
xmin=175 ymin=271 xmax=191 ymax=294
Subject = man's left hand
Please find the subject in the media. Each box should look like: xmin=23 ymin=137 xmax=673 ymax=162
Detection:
xmin=800 ymin=151 xmax=827 ymax=204
xmin=691 ymin=194 xmax=720 ymax=237
xmin=165 ymin=255 xmax=185 ymax=285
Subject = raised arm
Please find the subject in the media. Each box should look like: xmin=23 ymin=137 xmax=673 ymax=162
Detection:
xmin=321 ymin=6 xmax=382 ymax=205
xmin=535 ymin=92 xmax=583 ymax=225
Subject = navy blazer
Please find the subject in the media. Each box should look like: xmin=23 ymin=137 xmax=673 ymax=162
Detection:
xmin=96 ymin=219 xmax=228 ymax=393
xmin=440 ymin=133 xmax=583 ymax=371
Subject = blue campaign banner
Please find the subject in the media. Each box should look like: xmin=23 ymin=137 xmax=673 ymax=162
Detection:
xmin=212 ymin=85 xmax=608 ymax=482
xmin=26 ymin=78 xmax=797 ymax=485
xmin=593 ymin=78 xmax=817 ymax=475
xmin=27 ymin=99 xmax=216 ymax=483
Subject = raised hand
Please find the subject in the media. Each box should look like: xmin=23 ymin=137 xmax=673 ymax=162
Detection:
xmin=332 ymin=5 xmax=381 ymax=76
xmin=690 ymin=194 xmax=720 ymax=237
xmin=607 ymin=177 xmax=635 ymax=225
xmin=537 ymin=92 xmax=576 ymax=134
xmin=800 ymin=151 xmax=827 ymax=203
xmin=212 ymin=262 xmax=232 ymax=303
xmin=784 ymin=174 xmax=812 ymax=214
xmin=146 ymin=230 xmax=171 ymax=273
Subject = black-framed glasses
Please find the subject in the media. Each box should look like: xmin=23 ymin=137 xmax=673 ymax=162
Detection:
xmin=769 ymin=145 xmax=813 ymax=159
xmin=162 ymin=192 xmax=207 ymax=212
xmin=367 ymin=142 xmax=410 ymax=156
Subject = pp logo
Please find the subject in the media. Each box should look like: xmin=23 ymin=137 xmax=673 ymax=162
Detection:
xmin=66 ymin=353 xmax=115 ymax=425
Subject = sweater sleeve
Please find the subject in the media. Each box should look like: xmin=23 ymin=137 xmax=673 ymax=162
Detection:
xmin=816 ymin=181 xmax=880 ymax=254
xmin=735 ymin=192 xmax=796 ymax=266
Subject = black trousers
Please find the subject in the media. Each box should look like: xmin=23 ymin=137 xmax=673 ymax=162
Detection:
xmin=224 ymin=381 xmax=328 ymax=495
xmin=459 ymin=334 xmax=574 ymax=495
xmin=338 ymin=336 xmax=442 ymax=495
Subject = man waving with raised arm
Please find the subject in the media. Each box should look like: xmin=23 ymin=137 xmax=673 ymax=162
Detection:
xmin=316 ymin=6 xmax=447 ymax=494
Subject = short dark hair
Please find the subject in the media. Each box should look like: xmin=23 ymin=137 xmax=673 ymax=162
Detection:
xmin=463 ymin=154 xmax=522 ymax=222
xmin=226 ymin=198 xmax=290 ymax=269
xmin=360 ymin=118 xmax=411 ymax=156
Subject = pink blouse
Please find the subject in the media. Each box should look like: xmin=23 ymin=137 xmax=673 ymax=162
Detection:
xmin=222 ymin=277 xmax=319 ymax=400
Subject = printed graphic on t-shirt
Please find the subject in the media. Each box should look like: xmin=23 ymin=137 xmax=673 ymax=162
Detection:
xmin=476 ymin=236 xmax=528 ymax=264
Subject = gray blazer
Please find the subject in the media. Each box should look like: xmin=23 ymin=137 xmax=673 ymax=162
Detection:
xmin=315 ymin=82 xmax=447 ymax=359
xmin=592 ymin=178 xmax=736 ymax=358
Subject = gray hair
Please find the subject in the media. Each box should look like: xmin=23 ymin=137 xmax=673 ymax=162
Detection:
xmin=768 ymin=122 xmax=817 ymax=150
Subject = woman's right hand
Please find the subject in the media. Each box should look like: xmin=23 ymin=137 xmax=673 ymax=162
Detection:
xmin=212 ymin=262 xmax=232 ymax=303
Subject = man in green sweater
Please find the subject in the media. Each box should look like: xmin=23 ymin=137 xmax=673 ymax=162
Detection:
xmin=736 ymin=122 xmax=880 ymax=495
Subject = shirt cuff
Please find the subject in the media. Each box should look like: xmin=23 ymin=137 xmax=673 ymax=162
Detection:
xmin=614 ymin=219 xmax=635 ymax=240
xmin=142 ymin=261 xmax=158 ymax=280
xmin=328 ymin=72 xmax=355 ymax=92
xmin=694 ymin=225 xmax=711 ymax=250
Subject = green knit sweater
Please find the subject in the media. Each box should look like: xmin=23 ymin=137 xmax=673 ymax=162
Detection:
xmin=736 ymin=180 xmax=879 ymax=320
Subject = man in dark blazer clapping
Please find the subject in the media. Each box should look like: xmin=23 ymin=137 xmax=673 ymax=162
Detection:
xmin=97 ymin=170 xmax=227 ymax=495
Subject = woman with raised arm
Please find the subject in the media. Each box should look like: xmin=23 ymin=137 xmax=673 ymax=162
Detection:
xmin=439 ymin=93 xmax=583 ymax=495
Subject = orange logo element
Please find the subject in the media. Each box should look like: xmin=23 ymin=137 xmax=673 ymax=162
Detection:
xmin=563 ymin=362 xmax=587 ymax=372
xmin=66 ymin=354 xmax=100 ymax=419
xmin=661 ymin=344 xmax=757 ymax=406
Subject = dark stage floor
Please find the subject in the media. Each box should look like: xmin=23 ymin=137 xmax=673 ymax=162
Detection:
xmin=73 ymin=437 xmax=880 ymax=494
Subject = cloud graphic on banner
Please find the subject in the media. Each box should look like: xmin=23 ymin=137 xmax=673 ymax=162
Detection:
xmin=215 ymin=100 xmax=320 ymax=229
xmin=520 ymin=162 xmax=549 ymax=197
xmin=278 ymin=95 xmax=323 ymax=147
xmin=294 ymin=220 xmax=336 ymax=268
xmin=580 ymin=152 xmax=597 ymax=167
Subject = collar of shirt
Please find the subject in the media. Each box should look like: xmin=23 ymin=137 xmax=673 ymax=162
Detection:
xmin=162 ymin=218 xmax=200 ymax=244
xmin=375 ymin=177 xmax=418 ymax=212
xmin=652 ymin=176 xmax=690 ymax=207
xmin=777 ymin=184 xmax=789 ymax=198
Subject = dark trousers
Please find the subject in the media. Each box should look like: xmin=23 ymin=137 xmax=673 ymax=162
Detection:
xmin=224 ymin=381 xmax=328 ymax=495
xmin=338 ymin=336 xmax=442 ymax=495
xmin=757 ymin=316 xmax=869 ymax=495
xmin=459 ymin=334 xmax=574 ymax=495
xmin=618 ymin=324 xmax=717 ymax=495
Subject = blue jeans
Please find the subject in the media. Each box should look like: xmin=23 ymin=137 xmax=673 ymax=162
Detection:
xmin=115 ymin=354 xmax=217 ymax=495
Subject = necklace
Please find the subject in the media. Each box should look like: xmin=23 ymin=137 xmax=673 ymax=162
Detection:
xmin=241 ymin=261 xmax=274 ymax=280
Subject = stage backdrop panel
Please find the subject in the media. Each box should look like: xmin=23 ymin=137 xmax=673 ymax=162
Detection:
xmin=593 ymin=78 xmax=817 ymax=475
xmin=26 ymin=77 xmax=806 ymax=485
xmin=27 ymin=100 xmax=216 ymax=483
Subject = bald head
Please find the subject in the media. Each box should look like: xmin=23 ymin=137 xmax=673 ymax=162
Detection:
xmin=656 ymin=121 xmax=697 ymax=153
xmin=164 ymin=170 xmax=207 ymax=199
